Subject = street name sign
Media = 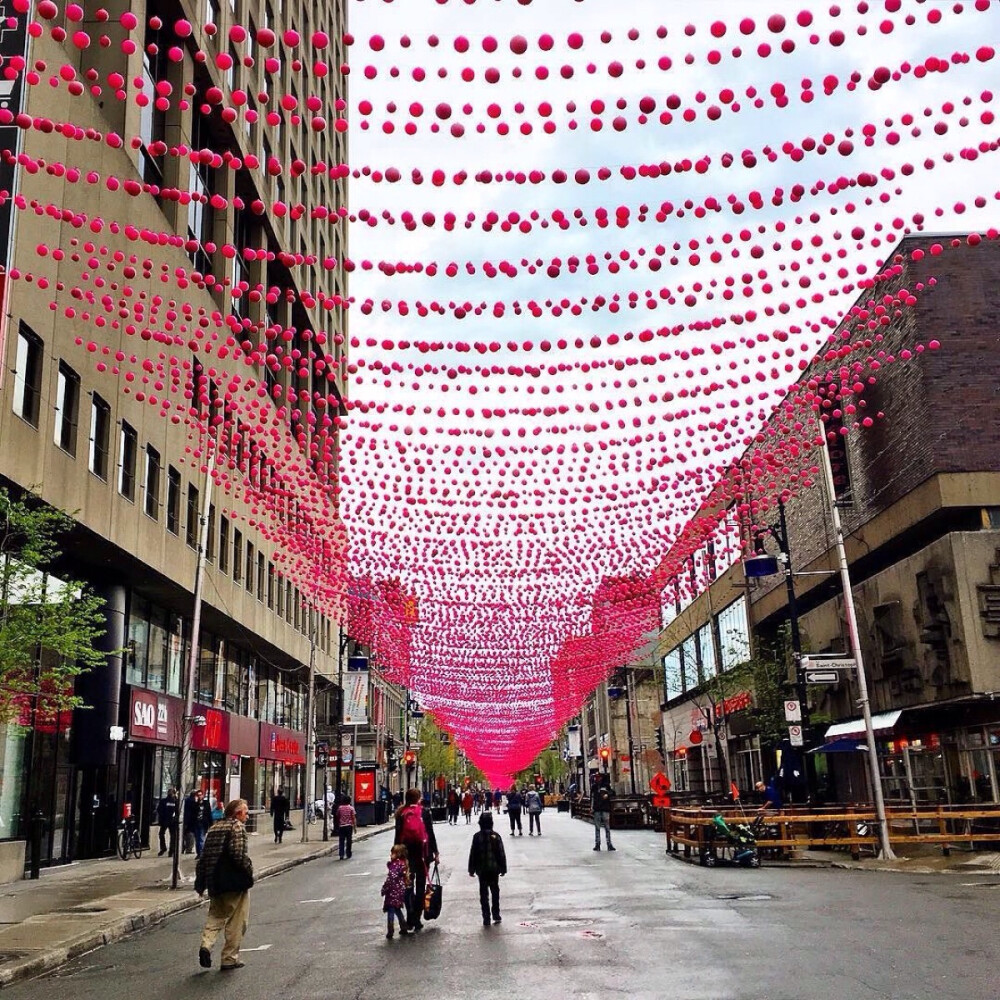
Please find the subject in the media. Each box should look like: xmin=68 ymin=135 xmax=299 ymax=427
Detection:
xmin=800 ymin=656 xmax=856 ymax=671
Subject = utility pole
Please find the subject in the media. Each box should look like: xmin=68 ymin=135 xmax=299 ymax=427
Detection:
xmin=403 ymin=688 xmax=411 ymax=791
xmin=623 ymin=670 xmax=637 ymax=797
xmin=301 ymin=601 xmax=317 ymax=843
xmin=817 ymin=419 xmax=896 ymax=860
xmin=172 ymin=449 xmax=214 ymax=891
xmin=334 ymin=624 xmax=348 ymax=813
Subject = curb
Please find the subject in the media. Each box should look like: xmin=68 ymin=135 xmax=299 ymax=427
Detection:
xmin=0 ymin=825 xmax=394 ymax=989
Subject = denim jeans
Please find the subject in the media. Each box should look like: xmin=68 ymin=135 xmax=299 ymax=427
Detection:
xmin=593 ymin=810 xmax=613 ymax=847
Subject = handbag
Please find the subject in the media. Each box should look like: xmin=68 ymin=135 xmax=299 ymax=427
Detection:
xmin=212 ymin=831 xmax=255 ymax=894
xmin=423 ymin=862 xmax=442 ymax=920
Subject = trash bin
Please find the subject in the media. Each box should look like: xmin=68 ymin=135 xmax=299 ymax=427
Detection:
xmin=557 ymin=799 xmax=570 ymax=813
xmin=431 ymin=805 xmax=447 ymax=823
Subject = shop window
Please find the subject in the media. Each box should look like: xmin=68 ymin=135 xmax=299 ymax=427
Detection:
xmin=143 ymin=445 xmax=161 ymax=520
xmin=127 ymin=599 xmax=151 ymax=687
xmin=53 ymin=361 xmax=80 ymax=455
xmin=0 ymin=721 xmax=30 ymax=839
xmin=166 ymin=616 xmax=185 ymax=696
xmin=147 ymin=607 xmax=168 ymax=692
xmin=12 ymin=323 xmax=43 ymax=427
xmin=118 ymin=422 xmax=138 ymax=502
xmin=166 ymin=466 xmax=181 ymax=534
xmin=89 ymin=394 xmax=111 ymax=480
xmin=198 ymin=636 xmax=217 ymax=704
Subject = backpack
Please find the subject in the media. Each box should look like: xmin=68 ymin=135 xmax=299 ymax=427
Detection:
xmin=480 ymin=832 xmax=500 ymax=875
xmin=400 ymin=805 xmax=428 ymax=847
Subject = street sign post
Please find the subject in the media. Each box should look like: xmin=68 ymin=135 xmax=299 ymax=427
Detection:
xmin=804 ymin=670 xmax=840 ymax=684
xmin=788 ymin=724 xmax=804 ymax=747
xmin=783 ymin=700 xmax=802 ymax=723
xmin=800 ymin=656 xmax=856 ymax=671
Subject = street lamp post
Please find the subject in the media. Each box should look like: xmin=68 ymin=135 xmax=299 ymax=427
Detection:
xmin=334 ymin=624 xmax=349 ymax=816
xmin=172 ymin=448 xmax=214 ymax=891
xmin=817 ymin=419 xmax=896 ymax=860
xmin=301 ymin=601 xmax=317 ymax=843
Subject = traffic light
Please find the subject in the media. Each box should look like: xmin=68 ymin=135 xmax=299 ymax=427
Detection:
xmin=534 ymin=774 xmax=543 ymax=789
xmin=404 ymin=750 xmax=416 ymax=768
xmin=654 ymin=729 xmax=664 ymax=757
xmin=599 ymin=746 xmax=611 ymax=767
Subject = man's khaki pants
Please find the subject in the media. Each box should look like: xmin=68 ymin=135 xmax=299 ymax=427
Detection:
xmin=200 ymin=891 xmax=250 ymax=966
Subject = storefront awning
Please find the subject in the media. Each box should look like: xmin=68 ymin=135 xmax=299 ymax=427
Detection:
xmin=824 ymin=710 xmax=902 ymax=739
xmin=809 ymin=737 xmax=868 ymax=754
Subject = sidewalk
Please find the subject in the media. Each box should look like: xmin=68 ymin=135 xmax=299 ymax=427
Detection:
xmin=0 ymin=820 xmax=395 ymax=988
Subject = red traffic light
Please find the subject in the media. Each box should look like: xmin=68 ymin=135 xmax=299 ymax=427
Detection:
xmin=403 ymin=750 xmax=416 ymax=765
xmin=599 ymin=746 xmax=611 ymax=761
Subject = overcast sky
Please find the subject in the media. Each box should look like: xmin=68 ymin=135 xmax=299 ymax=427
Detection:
xmin=335 ymin=0 xmax=1000 ymax=741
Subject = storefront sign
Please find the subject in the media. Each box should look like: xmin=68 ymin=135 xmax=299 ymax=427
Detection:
xmin=354 ymin=769 xmax=376 ymax=804
xmin=258 ymin=722 xmax=306 ymax=764
xmin=129 ymin=688 xmax=181 ymax=745
xmin=716 ymin=690 xmax=754 ymax=716
xmin=229 ymin=714 xmax=259 ymax=757
xmin=191 ymin=705 xmax=230 ymax=753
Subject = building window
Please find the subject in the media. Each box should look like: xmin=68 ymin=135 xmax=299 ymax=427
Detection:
xmin=139 ymin=24 xmax=167 ymax=187
xmin=187 ymin=112 xmax=215 ymax=275
xmin=257 ymin=553 xmax=265 ymax=602
xmin=143 ymin=445 xmax=161 ymax=519
xmin=233 ymin=528 xmax=243 ymax=583
xmin=166 ymin=466 xmax=181 ymax=534
xmin=267 ymin=562 xmax=275 ymax=609
xmin=186 ymin=484 xmax=199 ymax=548
xmin=206 ymin=504 xmax=216 ymax=562
xmin=245 ymin=541 xmax=254 ymax=593
xmin=118 ymin=422 xmax=137 ymax=501
xmin=219 ymin=515 xmax=230 ymax=573
xmin=276 ymin=573 xmax=284 ymax=618
xmin=89 ymin=394 xmax=111 ymax=479
xmin=12 ymin=323 xmax=43 ymax=427
xmin=205 ymin=0 xmax=220 ymax=27
xmin=53 ymin=361 xmax=80 ymax=455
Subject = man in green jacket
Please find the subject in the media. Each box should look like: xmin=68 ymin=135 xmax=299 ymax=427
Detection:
xmin=195 ymin=799 xmax=254 ymax=971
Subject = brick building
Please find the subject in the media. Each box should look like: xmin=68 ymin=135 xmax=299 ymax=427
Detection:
xmin=653 ymin=234 xmax=1000 ymax=806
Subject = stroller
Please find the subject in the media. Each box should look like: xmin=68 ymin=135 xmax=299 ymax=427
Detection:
xmin=700 ymin=814 xmax=763 ymax=868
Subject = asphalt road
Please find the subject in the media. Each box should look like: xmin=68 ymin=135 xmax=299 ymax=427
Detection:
xmin=5 ymin=811 xmax=996 ymax=1000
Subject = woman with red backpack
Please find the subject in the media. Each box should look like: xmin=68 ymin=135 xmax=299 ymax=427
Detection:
xmin=393 ymin=788 xmax=440 ymax=932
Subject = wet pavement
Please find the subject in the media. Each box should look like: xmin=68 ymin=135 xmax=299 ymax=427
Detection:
xmin=0 ymin=811 xmax=997 ymax=999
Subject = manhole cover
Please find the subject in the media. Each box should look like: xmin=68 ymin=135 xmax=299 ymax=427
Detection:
xmin=716 ymin=893 xmax=773 ymax=901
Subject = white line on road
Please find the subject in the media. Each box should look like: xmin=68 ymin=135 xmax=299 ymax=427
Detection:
xmin=342 ymin=872 xmax=371 ymax=877
xmin=300 ymin=897 xmax=336 ymax=903
xmin=240 ymin=945 xmax=273 ymax=952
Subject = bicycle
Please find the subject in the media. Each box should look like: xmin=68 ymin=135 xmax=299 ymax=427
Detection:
xmin=117 ymin=817 xmax=145 ymax=860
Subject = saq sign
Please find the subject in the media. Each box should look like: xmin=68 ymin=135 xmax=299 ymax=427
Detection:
xmin=129 ymin=689 xmax=177 ymax=744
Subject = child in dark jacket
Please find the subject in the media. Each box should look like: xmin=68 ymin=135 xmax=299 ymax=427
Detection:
xmin=468 ymin=812 xmax=507 ymax=926
xmin=381 ymin=844 xmax=410 ymax=939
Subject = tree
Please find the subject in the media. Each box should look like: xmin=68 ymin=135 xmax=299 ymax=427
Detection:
xmin=0 ymin=490 xmax=110 ymax=724
xmin=515 ymin=747 xmax=569 ymax=789
xmin=414 ymin=715 xmax=455 ymax=784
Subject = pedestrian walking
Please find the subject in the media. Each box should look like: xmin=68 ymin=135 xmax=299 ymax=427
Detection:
xmin=269 ymin=786 xmax=290 ymax=844
xmin=394 ymin=787 xmax=440 ymax=932
xmin=156 ymin=787 xmax=179 ymax=856
xmin=473 ymin=789 xmax=482 ymax=814
xmin=591 ymin=774 xmax=615 ymax=851
xmin=447 ymin=786 xmax=460 ymax=825
xmin=197 ymin=791 xmax=213 ymax=855
xmin=493 ymin=788 xmax=502 ymax=812
xmin=183 ymin=789 xmax=200 ymax=854
xmin=336 ymin=794 xmax=357 ymax=859
xmin=525 ymin=786 xmax=544 ymax=836
xmin=506 ymin=786 xmax=523 ymax=836
xmin=462 ymin=788 xmax=474 ymax=823
xmin=468 ymin=811 xmax=507 ymax=927
xmin=381 ymin=844 xmax=411 ymax=939
xmin=195 ymin=799 xmax=254 ymax=972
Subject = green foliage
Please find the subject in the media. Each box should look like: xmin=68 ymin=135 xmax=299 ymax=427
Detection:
xmin=0 ymin=491 xmax=110 ymax=724
xmin=721 ymin=629 xmax=794 ymax=745
xmin=514 ymin=747 xmax=569 ymax=788
xmin=415 ymin=715 xmax=455 ymax=779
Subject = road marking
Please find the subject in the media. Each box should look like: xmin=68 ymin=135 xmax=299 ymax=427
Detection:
xmin=241 ymin=944 xmax=273 ymax=952
xmin=343 ymin=871 xmax=371 ymax=877
xmin=300 ymin=897 xmax=336 ymax=903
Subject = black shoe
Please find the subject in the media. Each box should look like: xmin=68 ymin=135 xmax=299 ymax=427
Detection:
xmin=411 ymin=921 xmax=423 ymax=932
xmin=483 ymin=917 xmax=491 ymax=926
xmin=608 ymin=846 xmax=617 ymax=851
xmin=219 ymin=962 xmax=245 ymax=971
xmin=399 ymin=926 xmax=410 ymax=936
xmin=493 ymin=915 xmax=502 ymax=925
xmin=199 ymin=948 xmax=212 ymax=969
xmin=386 ymin=930 xmax=394 ymax=939
xmin=593 ymin=845 xmax=601 ymax=851
xmin=158 ymin=850 xmax=166 ymax=856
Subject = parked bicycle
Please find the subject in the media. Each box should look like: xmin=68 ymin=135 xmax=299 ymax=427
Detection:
xmin=117 ymin=817 xmax=145 ymax=860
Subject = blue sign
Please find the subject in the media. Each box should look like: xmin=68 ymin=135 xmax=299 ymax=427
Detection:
xmin=347 ymin=656 xmax=369 ymax=672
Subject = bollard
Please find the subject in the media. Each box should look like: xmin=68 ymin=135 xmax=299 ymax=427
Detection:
xmin=29 ymin=810 xmax=45 ymax=879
